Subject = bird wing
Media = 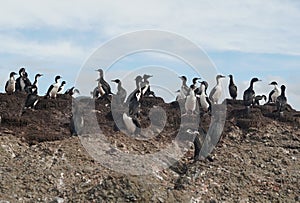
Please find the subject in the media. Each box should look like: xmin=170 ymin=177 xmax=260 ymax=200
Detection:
xmin=101 ymin=79 xmax=112 ymax=95
xmin=15 ymin=77 xmax=21 ymax=91
xmin=46 ymin=85 xmax=54 ymax=96
xmin=5 ymin=81 xmax=9 ymax=92
xmin=229 ymin=84 xmax=237 ymax=97
xmin=209 ymin=87 xmax=217 ymax=101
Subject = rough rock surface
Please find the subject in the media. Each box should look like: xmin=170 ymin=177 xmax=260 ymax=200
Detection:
xmin=0 ymin=93 xmax=299 ymax=202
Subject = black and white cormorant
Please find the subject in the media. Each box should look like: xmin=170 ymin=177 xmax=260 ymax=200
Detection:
xmin=141 ymin=74 xmax=155 ymax=97
xmin=198 ymin=81 xmax=211 ymax=112
xmin=25 ymin=73 xmax=43 ymax=93
xmin=209 ymin=75 xmax=225 ymax=104
xmin=111 ymin=79 xmax=127 ymax=105
xmin=184 ymin=85 xmax=197 ymax=115
xmin=243 ymin=77 xmax=261 ymax=113
xmin=96 ymin=68 xmax=112 ymax=95
xmin=15 ymin=67 xmax=26 ymax=92
xmin=228 ymin=74 xmax=237 ymax=100
xmin=24 ymin=85 xmax=39 ymax=109
xmin=179 ymin=76 xmax=189 ymax=98
xmin=268 ymin=81 xmax=280 ymax=103
xmin=254 ymin=95 xmax=267 ymax=105
xmin=64 ymin=87 xmax=80 ymax=96
xmin=125 ymin=75 xmax=143 ymax=104
xmin=276 ymin=85 xmax=287 ymax=116
xmin=45 ymin=75 xmax=62 ymax=99
xmin=5 ymin=72 xmax=17 ymax=94
xmin=23 ymin=72 xmax=32 ymax=93
xmin=128 ymin=90 xmax=141 ymax=117
xmin=192 ymin=77 xmax=201 ymax=95
xmin=58 ymin=81 xmax=66 ymax=94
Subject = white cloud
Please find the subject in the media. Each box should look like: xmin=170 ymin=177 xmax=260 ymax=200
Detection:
xmin=0 ymin=34 xmax=87 ymax=59
xmin=1 ymin=0 xmax=300 ymax=55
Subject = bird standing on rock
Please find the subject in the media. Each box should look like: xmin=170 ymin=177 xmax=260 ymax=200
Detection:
xmin=5 ymin=72 xmax=17 ymax=94
xmin=125 ymin=75 xmax=143 ymax=104
xmin=141 ymin=74 xmax=155 ymax=97
xmin=268 ymin=81 xmax=280 ymax=103
xmin=198 ymin=81 xmax=211 ymax=112
xmin=276 ymin=85 xmax=287 ymax=116
xmin=243 ymin=77 xmax=261 ymax=113
xmin=24 ymin=85 xmax=39 ymax=109
xmin=228 ymin=74 xmax=237 ymax=100
xmin=26 ymin=73 xmax=43 ymax=94
xmin=45 ymin=75 xmax=62 ymax=99
xmin=15 ymin=67 xmax=27 ymax=92
xmin=96 ymin=68 xmax=112 ymax=95
xmin=209 ymin=75 xmax=226 ymax=104
xmin=111 ymin=79 xmax=127 ymax=106
xmin=179 ymin=76 xmax=189 ymax=98
xmin=184 ymin=85 xmax=197 ymax=115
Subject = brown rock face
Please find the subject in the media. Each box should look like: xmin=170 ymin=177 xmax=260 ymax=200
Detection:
xmin=0 ymin=94 xmax=299 ymax=202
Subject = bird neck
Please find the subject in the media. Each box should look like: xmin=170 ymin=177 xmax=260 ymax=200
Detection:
xmin=33 ymin=78 xmax=38 ymax=85
xmin=136 ymin=80 xmax=141 ymax=89
xmin=281 ymin=89 xmax=285 ymax=97
xmin=217 ymin=78 xmax=222 ymax=85
xmin=117 ymin=82 xmax=122 ymax=90
xmin=249 ymin=81 xmax=254 ymax=89
xmin=229 ymin=77 xmax=234 ymax=85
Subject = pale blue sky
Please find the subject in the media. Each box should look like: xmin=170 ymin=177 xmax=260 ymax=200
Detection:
xmin=0 ymin=0 xmax=299 ymax=109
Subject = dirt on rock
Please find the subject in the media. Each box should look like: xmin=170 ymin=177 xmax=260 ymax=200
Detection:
xmin=0 ymin=93 xmax=299 ymax=202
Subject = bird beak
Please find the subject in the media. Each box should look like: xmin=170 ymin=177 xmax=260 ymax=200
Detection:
xmin=111 ymin=80 xmax=115 ymax=82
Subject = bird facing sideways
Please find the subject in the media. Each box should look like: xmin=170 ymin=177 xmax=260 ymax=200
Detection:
xmin=209 ymin=75 xmax=226 ymax=104
xmin=243 ymin=77 xmax=261 ymax=112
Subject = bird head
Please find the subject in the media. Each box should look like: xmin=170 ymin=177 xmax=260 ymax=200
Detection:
xmin=111 ymin=79 xmax=121 ymax=83
xmin=135 ymin=75 xmax=143 ymax=82
xmin=55 ymin=75 xmax=62 ymax=82
xmin=10 ymin=72 xmax=17 ymax=77
xmin=179 ymin=76 xmax=187 ymax=81
xmin=269 ymin=81 xmax=278 ymax=86
xmin=228 ymin=74 xmax=233 ymax=78
xmin=35 ymin=73 xmax=43 ymax=78
xmin=19 ymin=67 xmax=26 ymax=76
xmin=192 ymin=77 xmax=201 ymax=84
xmin=61 ymin=81 xmax=66 ymax=86
xmin=143 ymin=74 xmax=153 ymax=80
xmin=216 ymin=75 xmax=226 ymax=80
xmin=280 ymin=85 xmax=286 ymax=92
xmin=251 ymin=77 xmax=261 ymax=83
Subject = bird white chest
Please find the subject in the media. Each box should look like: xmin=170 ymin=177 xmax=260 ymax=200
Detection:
xmin=200 ymin=93 xmax=209 ymax=110
xmin=210 ymin=84 xmax=222 ymax=104
xmin=185 ymin=91 xmax=196 ymax=112
xmin=272 ymin=86 xmax=280 ymax=102
xmin=7 ymin=78 xmax=16 ymax=92
xmin=50 ymin=83 xmax=60 ymax=98
xmin=20 ymin=78 xmax=26 ymax=91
